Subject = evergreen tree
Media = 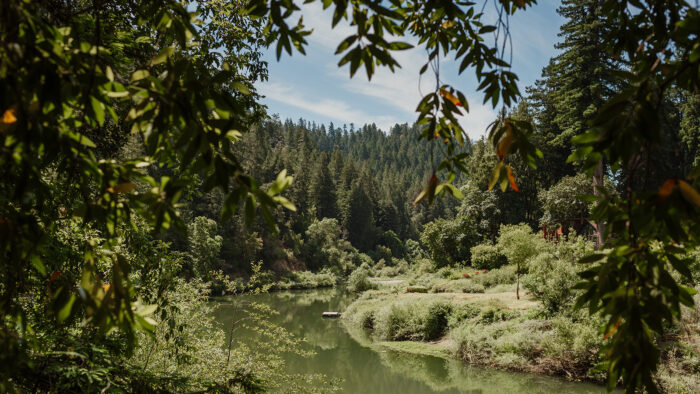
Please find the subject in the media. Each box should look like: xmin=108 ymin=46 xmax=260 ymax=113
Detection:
xmin=339 ymin=180 xmax=376 ymax=251
xmin=309 ymin=152 xmax=337 ymax=219
xmin=545 ymin=0 xmax=622 ymax=147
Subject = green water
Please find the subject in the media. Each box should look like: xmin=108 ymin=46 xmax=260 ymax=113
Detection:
xmin=212 ymin=288 xmax=606 ymax=393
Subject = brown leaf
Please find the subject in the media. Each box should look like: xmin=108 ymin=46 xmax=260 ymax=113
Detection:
xmin=49 ymin=271 xmax=62 ymax=282
xmin=506 ymin=165 xmax=519 ymax=192
xmin=604 ymin=318 xmax=622 ymax=339
xmin=439 ymin=88 xmax=462 ymax=107
xmin=656 ymin=178 xmax=676 ymax=203
xmin=1 ymin=107 xmax=17 ymax=124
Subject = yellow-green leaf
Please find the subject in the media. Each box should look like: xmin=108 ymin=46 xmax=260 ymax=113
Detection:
xmin=106 ymin=182 xmax=136 ymax=194
xmin=130 ymin=70 xmax=150 ymax=82
xmin=678 ymin=180 xmax=700 ymax=206
xmin=150 ymin=47 xmax=175 ymax=66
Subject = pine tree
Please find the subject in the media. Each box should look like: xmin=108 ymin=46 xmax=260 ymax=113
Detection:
xmin=309 ymin=152 xmax=337 ymax=219
xmin=546 ymin=0 xmax=622 ymax=146
xmin=339 ymin=180 xmax=375 ymax=251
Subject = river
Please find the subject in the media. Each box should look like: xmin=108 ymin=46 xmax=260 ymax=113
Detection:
xmin=212 ymin=288 xmax=607 ymax=393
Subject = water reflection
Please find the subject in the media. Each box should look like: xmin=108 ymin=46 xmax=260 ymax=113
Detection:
xmin=211 ymin=289 xmax=606 ymax=393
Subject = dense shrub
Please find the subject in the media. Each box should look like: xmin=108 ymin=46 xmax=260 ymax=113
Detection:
xmin=416 ymin=258 xmax=437 ymax=274
xmin=420 ymin=216 xmax=480 ymax=268
xmin=447 ymin=304 xmax=482 ymax=328
xmin=303 ymin=218 xmax=365 ymax=275
xmin=276 ymin=269 xmax=338 ymax=290
xmin=437 ymin=266 xmax=459 ymax=279
xmin=521 ymin=235 xmax=594 ymax=314
xmin=461 ymin=282 xmax=486 ymax=293
xmin=522 ymin=252 xmax=579 ymax=314
xmin=470 ymin=244 xmax=508 ymax=270
xmin=380 ymin=230 xmax=405 ymax=258
xmin=247 ymin=261 xmax=276 ymax=290
xmin=395 ymin=259 xmax=410 ymax=275
xmin=358 ymin=261 xmax=375 ymax=275
xmin=378 ymin=265 xmax=400 ymax=277
xmin=451 ymin=316 xmax=602 ymax=378
xmin=471 ymin=265 xmax=517 ymax=288
xmin=187 ymin=216 xmax=223 ymax=280
xmin=373 ymin=245 xmax=394 ymax=263
xmin=424 ymin=302 xmax=452 ymax=339
xmin=556 ymin=233 xmax=595 ymax=263
xmin=374 ymin=300 xmax=452 ymax=341
xmin=404 ymin=239 xmax=426 ymax=261
xmin=355 ymin=253 xmax=375 ymax=269
xmin=359 ymin=309 xmax=376 ymax=329
xmin=347 ymin=267 xmax=376 ymax=293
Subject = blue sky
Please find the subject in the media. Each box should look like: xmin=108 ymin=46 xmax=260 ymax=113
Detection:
xmin=258 ymin=1 xmax=564 ymax=140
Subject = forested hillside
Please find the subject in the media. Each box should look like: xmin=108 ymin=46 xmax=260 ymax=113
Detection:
xmin=178 ymin=76 xmax=698 ymax=277
xmin=168 ymin=117 xmax=460 ymax=275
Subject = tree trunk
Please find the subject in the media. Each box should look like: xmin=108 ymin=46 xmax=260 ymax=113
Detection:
xmin=516 ymin=262 xmax=520 ymax=300
xmin=593 ymin=158 xmax=605 ymax=249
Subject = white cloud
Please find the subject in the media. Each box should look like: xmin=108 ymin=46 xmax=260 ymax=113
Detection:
xmin=259 ymin=81 xmax=401 ymax=132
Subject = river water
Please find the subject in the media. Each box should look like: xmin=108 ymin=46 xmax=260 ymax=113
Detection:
xmin=212 ymin=288 xmax=606 ymax=393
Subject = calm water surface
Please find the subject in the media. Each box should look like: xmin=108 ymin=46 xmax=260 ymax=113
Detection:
xmin=212 ymin=288 xmax=606 ymax=393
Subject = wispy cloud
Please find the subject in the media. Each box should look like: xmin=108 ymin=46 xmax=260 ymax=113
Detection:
xmin=260 ymin=81 xmax=401 ymax=132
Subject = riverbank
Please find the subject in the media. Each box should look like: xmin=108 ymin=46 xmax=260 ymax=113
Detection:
xmin=342 ymin=286 xmax=602 ymax=382
xmin=214 ymin=288 xmax=612 ymax=393
xmin=341 ymin=269 xmax=700 ymax=392
xmin=211 ymin=266 xmax=340 ymax=296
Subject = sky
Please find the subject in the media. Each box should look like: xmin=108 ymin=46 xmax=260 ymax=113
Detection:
xmin=258 ymin=0 xmax=564 ymax=140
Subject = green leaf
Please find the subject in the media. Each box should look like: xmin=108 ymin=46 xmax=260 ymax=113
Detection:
xmin=488 ymin=162 xmax=504 ymax=191
xmin=231 ymin=81 xmax=250 ymax=95
xmin=150 ymin=46 xmax=175 ymax=66
xmin=67 ymin=131 xmax=97 ymax=148
xmin=90 ymin=96 xmax=104 ymax=126
xmin=388 ymin=41 xmax=413 ymax=50
xmin=30 ymin=255 xmax=46 ymax=276
xmin=335 ymin=35 xmax=357 ymax=54
xmin=57 ymin=294 xmax=76 ymax=322
xmin=273 ymin=196 xmax=297 ymax=211
xmin=130 ymin=70 xmax=150 ymax=82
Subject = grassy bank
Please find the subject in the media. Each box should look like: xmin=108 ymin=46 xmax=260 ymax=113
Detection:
xmin=343 ymin=285 xmax=602 ymax=381
xmin=341 ymin=266 xmax=700 ymax=392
